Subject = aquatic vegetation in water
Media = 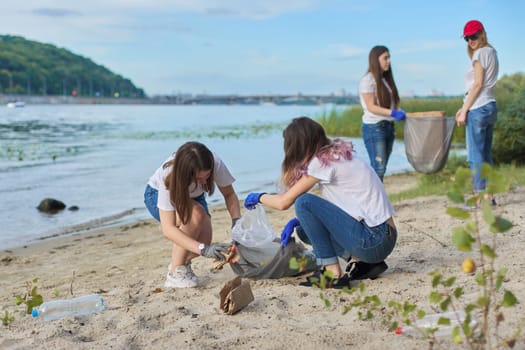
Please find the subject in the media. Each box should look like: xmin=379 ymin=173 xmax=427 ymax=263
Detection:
xmin=117 ymin=122 xmax=286 ymax=140
xmin=0 ymin=143 xmax=81 ymax=162
xmin=0 ymin=119 xmax=100 ymax=162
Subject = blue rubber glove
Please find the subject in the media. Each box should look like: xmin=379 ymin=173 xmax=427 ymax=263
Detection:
xmin=390 ymin=109 xmax=406 ymax=121
xmin=244 ymin=192 xmax=266 ymax=210
xmin=280 ymin=218 xmax=300 ymax=247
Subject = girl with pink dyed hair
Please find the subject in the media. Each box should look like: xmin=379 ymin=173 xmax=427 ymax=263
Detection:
xmin=244 ymin=117 xmax=397 ymax=288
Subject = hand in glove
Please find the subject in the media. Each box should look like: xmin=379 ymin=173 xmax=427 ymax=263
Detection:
xmin=280 ymin=218 xmax=300 ymax=247
xmin=244 ymin=192 xmax=266 ymax=210
xmin=390 ymin=109 xmax=406 ymax=121
xmin=201 ymin=243 xmax=231 ymax=260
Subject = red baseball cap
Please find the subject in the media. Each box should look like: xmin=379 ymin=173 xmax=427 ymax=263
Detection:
xmin=463 ymin=20 xmax=484 ymax=36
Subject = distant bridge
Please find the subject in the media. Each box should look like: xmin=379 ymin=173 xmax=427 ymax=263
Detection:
xmin=0 ymin=93 xmax=359 ymax=106
xmin=151 ymin=94 xmax=359 ymax=106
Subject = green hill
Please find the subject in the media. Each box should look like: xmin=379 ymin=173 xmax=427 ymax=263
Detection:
xmin=0 ymin=35 xmax=145 ymax=98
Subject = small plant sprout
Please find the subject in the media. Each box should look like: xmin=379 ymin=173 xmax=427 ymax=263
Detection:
xmin=14 ymin=278 xmax=44 ymax=315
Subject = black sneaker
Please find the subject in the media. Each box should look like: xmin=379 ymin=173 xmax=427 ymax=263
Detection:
xmin=346 ymin=261 xmax=388 ymax=280
xmin=299 ymin=269 xmax=351 ymax=289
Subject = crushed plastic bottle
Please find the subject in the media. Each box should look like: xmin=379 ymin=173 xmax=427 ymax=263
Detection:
xmin=32 ymin=294 xmax=105 ymax=321
xmin=395 ymin=310 xmax=478 ymax=338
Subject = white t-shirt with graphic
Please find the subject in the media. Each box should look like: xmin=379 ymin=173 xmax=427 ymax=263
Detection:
xmin=147 ymin=153 xmax=235 ymax=211
xmin=307 ymin=155 xmax=394 ymax=227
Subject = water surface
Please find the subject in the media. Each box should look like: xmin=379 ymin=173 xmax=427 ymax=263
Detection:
xmin=0 ymin=104 xmax=411 ymax=249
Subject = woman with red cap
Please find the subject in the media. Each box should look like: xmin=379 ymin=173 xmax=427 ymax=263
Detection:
xmin=455 ymin=20 xmax=499 ymax=202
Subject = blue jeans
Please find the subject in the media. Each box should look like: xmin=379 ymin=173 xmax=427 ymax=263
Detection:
xmin=294 ymin=193 xmax=397 ymax=266
xmin=362 ymin=120 xmax=395 ymax=181
xmin=143 ymin=184 xmax=209 ymax=222
xmin=466 ymin=102 xmax=497 ymax=192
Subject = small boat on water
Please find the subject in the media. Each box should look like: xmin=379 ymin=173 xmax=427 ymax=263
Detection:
xmin=6 ymin=101 xmax=26 ymax=108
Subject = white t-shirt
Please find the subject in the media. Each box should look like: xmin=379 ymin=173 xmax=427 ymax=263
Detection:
xmin=464 ymin=46 xmax=499 ymax=110
xmin=147 ymin=153 xmax=235 ymax=211
xmin=307 ymin=155 xmax=395 ymax=226
xmin=359 ymin=72 xmax=395 ymax=124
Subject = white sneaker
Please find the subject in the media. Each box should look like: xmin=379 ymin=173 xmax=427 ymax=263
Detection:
xmin=184 ymin=263 xmax=199 ymax=283
xmin=165 ymin=265 xmax=198 ymax=288
xmin=167 ymin=262 xmax=199 ymax=283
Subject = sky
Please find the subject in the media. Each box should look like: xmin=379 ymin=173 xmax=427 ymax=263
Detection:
xmin=1 ymin=0 xmax=523 ymax=97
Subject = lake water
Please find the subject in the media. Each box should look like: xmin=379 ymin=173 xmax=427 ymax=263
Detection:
xmin=0 ymin=104 xmax=413 ymax=249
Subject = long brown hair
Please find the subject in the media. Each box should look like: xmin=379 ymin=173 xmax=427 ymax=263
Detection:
xmin=164 ymin=141 xmax=215 ymax=225
xmin=367 ymin=45 xmax=400 ymax=109
xmin=281 ymin=117 xmax=331 ymax=188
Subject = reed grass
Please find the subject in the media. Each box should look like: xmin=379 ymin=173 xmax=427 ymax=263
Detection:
xmin=317 ymin=97 xmax=465 ymax=143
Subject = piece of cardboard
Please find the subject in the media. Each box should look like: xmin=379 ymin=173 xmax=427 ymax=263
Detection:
xmin=406 ymin=111 xmax=446 ymax=118
xmin=219 ymin=276 xmax=254 ymax=315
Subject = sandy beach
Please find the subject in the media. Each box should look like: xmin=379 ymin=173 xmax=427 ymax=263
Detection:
xmin=1 ymin=173 xmax=524 ymax=350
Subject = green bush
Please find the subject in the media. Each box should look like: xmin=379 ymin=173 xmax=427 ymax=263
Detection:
xmin=494 ymin=72 xmax=525 ymax=107
xmin=493 ymin=85 xmax=525 ymax=165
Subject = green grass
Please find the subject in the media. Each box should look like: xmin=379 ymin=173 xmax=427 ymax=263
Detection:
xmin=388 ymin=156 xmax=525 ymax=203
xmin=317 ymin=105 xmax=363 ymax=137
xmin=317 ymin=97 xmax=465 ymax=143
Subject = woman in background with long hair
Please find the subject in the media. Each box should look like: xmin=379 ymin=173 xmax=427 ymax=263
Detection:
xmin=359 ymin=45 xmax=405 ymax=182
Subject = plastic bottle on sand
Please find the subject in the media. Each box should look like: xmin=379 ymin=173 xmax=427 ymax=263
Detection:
xmin=396 ymin=310 xmax=478 ymax=338
xmin=32 ymin=294 xmax=105 ymax=321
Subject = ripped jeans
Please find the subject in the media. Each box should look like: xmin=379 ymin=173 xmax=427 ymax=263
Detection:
xmin=362 ymin=120 xmax=395 ymax=181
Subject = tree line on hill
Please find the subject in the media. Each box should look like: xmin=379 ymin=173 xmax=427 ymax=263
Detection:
xmin=0 ymin=35 xmax=145 ymax=98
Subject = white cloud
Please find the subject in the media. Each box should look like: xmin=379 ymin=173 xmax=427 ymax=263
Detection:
xmin=198 ymin=0 xmax=319 ymax=19
xmin=336 ymin=44 xmax=367 ymax=58
xmin=397 ymin=62 xmax=465 ymax=96
xmin=398 ymin=63 xmax=439 ymax=75
xmin=5 ymin=0 xmax=320 ymax=20
xmin=31 ymin=8 xmax=82 ymax=17
xmin=247 ymin=52 xmax=282 ymax=66
xmin=3 ymin=1 xmax=512 ymax=96
xmin=2 ymin=1 xmax=322 ymax=47
xmin=395 ymin=40 xmax=459 ymax=54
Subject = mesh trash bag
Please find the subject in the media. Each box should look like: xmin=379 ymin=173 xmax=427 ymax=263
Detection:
xmin=404 ymin=115 xmax=456 ymax=174
xmin=229 ymin=238 xmax=318 ymax=279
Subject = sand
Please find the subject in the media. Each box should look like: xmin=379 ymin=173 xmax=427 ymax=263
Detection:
xmin=1 ymin=173 xmax=524 ymax=350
